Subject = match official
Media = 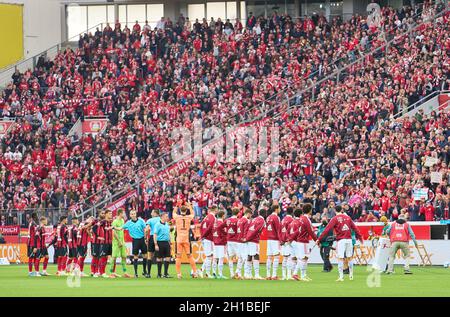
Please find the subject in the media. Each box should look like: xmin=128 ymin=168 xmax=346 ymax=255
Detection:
xmin=154 ymin=212 xmax=172 ymax=278
xmin=122 ymin=210 xmax=148 ymax=278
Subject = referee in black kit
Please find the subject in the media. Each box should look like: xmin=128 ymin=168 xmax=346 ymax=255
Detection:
xmin=121 ymin=210 xmax=148 ymax=278
xmin=153 ymin=212 xmax=172 ymax=278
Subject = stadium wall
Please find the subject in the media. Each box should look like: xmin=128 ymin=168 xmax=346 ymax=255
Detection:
xmin=0 ymin=0 xmax=62 ymax=64
xmin=0 ymin=3 xmax=23 ymax=69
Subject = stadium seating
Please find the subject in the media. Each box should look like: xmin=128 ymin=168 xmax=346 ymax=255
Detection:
xmin=0 ymin=0 xmax=448 ymax=225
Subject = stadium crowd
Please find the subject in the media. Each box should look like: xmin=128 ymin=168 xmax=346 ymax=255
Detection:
xmin=0 ymin=0 xmax=449 ymax=227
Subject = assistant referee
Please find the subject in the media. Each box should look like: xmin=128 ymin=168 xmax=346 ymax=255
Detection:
xmin=122 ymin=210 xmax=148 ymax=278
xmin=153 ymin=212 xmax=172 ymax=278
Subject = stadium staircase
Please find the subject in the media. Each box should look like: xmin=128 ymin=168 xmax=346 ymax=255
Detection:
xmin=75 ymin=3 xmax=449 ymax=220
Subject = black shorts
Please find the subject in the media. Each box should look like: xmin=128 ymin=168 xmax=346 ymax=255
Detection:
xmin=40 ymin=247 xmax=48 ymax=258
xmin=68 ymin=247 xmax=78 ymax=258
xmin=148 ymin=238 xmax=155 ymax=253
xmin=100 ymin=244 xmax=112 ymax=257
xmin=91 ymin=243 xmax=100 ymax=257
xmin=77 ymin=245 xmax=88 ymax=257
xmin=55 ymin=246 xmax=68 ymax=257
xmin=27 ymin=246 xmax=38 ymax=258
xmin=132 ymin=238 xmax=147 ymax=256
xmin=156 ymin=241 xmax=171 ymax=258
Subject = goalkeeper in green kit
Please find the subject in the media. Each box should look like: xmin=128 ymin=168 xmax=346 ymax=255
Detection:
xmin=109 ymin=209 xmax=131 ymax=278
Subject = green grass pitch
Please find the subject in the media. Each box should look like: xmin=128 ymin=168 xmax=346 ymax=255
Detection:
xmin=0 ymin=264 xmax=449 ymax=297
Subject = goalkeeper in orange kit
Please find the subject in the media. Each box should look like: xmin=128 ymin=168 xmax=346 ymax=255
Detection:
xmin=173 ymin=203 xmax=198 ymax=279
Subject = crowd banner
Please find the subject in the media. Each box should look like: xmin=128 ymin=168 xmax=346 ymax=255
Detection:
xmin=0 ymin=225 xmax=20 ymax=235
xmin=81 ymin=117 xmax=109 ymax=136
xmin=430 ymin=171 xmax=443 ymax=184
xmin=105 ymin=189 xmax=137 ymax=217
xmin=424 ymin=156 xmax=439 ymax=167
xmin=0 ymin=120 xmax=15 ymax=138
xmin=412 ymin=188 xmax=429 ymax=200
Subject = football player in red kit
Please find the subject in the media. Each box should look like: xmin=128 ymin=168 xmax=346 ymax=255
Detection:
xmin=55 ymin=216 xmax=69 ymax=276
xmin=265 ymin=204 xmax=282 ymax=280
xmin=236 ymin=208 xmax=252 ymax=279
xmin=66 ymin=218 xmax=79 ymax=273
xmin=212 ymin=210 xmax=227 ymax=279
xmin=244 ymin=209 xmax=266 ymax=280
xmin=27 ymin=213 xmax=40 ymax=276
xmin=97 ymin=210 xmax=113 ymax=278
xmin=317 ymin=205 xmax=363 ymax=281
xmin=280 ymin=207 xmax=294 ymax=280
xmin=292 ymin=203 xmax=318 ymax=282
xmin=225 ymin=208 xmax=240 ymax=278
xmin=199 ymin=206 xmax=217 ymax=278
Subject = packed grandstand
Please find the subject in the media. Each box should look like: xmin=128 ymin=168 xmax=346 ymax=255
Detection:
xmin=0 ymin=0 xmax=449 ymax=228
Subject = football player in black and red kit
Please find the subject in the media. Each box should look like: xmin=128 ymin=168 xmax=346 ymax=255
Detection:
xmin=36 ymin=216 xmax=52 ymax=276
xmin=66 ymin=218 xmax=79 ymax=273
xmin=55 ymin=216 xmax=69 ymax=276
xmin=27 ymin=213 xmax=40 ymax=276
xmin=77 ymin=216 xmax=94 ymax=277
xmin=90 ymin=210 xmax=106 ymax=277
xmin=98 ymin=210 xmax=113 ymax=278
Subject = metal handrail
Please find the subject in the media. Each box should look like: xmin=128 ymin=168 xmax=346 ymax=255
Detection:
xmin=392 ymin=90 xmax=450 ymax=120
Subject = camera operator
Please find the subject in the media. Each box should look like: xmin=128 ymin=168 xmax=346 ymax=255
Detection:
xmin=317 ymin=215 xmax=334 ymax=272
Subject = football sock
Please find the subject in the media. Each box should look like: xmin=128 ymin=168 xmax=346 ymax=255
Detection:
xmin=147 ymin=258 xmax=152 ymax=274
xmin=266 ymin=257 xmax=272 ymax=277
xmin=78 ymin=257 xmax=85 ymax=272
xmin=133 ymin=258 xmax=138 ymax=275
xmin=43 ymin=257 xmax=49 ymax=271
xmin=348 ymin=260 xmax=354 ymax=276
xmin=142 ymin=258 xmax=148 ymax=275
xmin=90 ymin=257 xmax=98 ymax=274
xmin=272 ymin=256 xmax=279 ymax=277
xmin=218 ymin=258 xmax=224 ymax=276
xmin=253 ymin=259 xmax=260 ymax=277
xmin=228 ymin=259 xmax=234 ymax=277
xmin=300 ymin=260 xmax=307 ymax=278
xmin=212 ymin=258 xmax=217 ymax=275
xmin=164 ymin=260 xmax=169 ymax=276
xmin=176 ymin=258 xmax=182 ymax=275
xmin=189 ymin=256 xmax=197 ymax=273
xmin=295 ymin=259 xmax=302 ymax=276
xmin=245 ymin=260 xmax=252 ymax=277
xmin=236 ymin=257 xmax=243 ymax=276
xmin=338 ymin=260 xmax=344 ymax=279
xmin=28 ymin=258 xmax=34 ymax=273
xmin=121 ymin=258 xmax=127 ymax=273
xmin=282 ymin=257 xmax=287 ymax=278
xmin=157 ymin=261 xmax=162 ymax=276
xmin=34 ymin=258 xmax=40 ymax=272
xmin=66 ymin=258 xmax=73 ymax=272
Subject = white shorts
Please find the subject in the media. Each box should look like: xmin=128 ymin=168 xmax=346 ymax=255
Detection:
xmin=202 ymin=239 xmax=214 ymax=257
xmin=281 ymin=243 xmax=293 ymax=257
xmin=267 ymin=240 xmax=281 ymax=256
xmin=238 ymin=242 xmax=248 ymax=259
xmin=336 ymin=239 xmax=354 ymax=258
xmin=292 ymin=241 xmax=310 ymax=259
xmin=246 ymin=242 xmax=259 ymax=257
xmin=227 ymin=242 xmax=240 ymax=258
xmin=213 ymin=245 xmax=225 ymax=258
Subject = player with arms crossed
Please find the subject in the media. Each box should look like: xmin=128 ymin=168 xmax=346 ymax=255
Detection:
xmin=173 ymin=204 xmax=198 ymax=279
xmin=90 ymin=210 xmax=105 ymax=276
xmin=27 ymin=213 xmax=40 ymax=276
xmin=225 ymin=208 xmax=240 ymax=278
xmin=212 ymin=210 xmax=227 ymax=279
xmin=244 ymin=209 xmax=266 ymax=280
xmin=199 ymin=206 xmax=217 ymax=278
xmin=317 ymin=205 xmax=363 ymax=281
xmin=109 ymin=209 xmax=131 ymax=278
xmin=236 ymin=208 xmax=252 ymax=279
xmin=36 ymin=216 xmax=51 ymax=276
xmin=265 ymin=204 xmax=282 ymax=280
xmin=280 ymin=207 xmax=294 ymax=280
xmin=66 ymin=218 xmax=79 ymax=273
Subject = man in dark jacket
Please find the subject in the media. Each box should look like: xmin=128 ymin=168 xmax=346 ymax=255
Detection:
xmin=317 ymin=216 xmax=334 ymax=272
